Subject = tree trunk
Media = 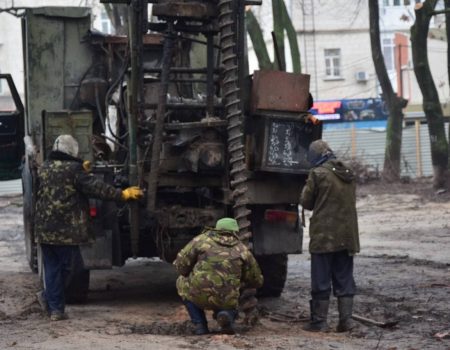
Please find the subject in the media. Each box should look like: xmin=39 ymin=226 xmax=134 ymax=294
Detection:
xmin=411 ymin=0 xmax=448 ymax=189
xmin=446 ymin=0 xmax=450 ymax=87
xmin=246 ymin=1 xmax=301 ymax=73
xmin=104 ymin=4 xmax=128 ymax=35
xmin=245 ymin=10 xmax=273 ymax=70
xmin=272 ymin=0 xmax=286 ymax=70
xmin=279 ymin=0 xmax=301 ymax=73
xmin=369 ymin=0 xmax=406 ymax=182
xmin=445 ymin=0 xmax=450 ymax=166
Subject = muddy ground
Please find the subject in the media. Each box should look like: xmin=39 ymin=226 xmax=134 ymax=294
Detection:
xmin=0 ymin=178 xmax=449 ymax=350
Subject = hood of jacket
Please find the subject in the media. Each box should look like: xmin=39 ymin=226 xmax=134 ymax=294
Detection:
xmin=206 ymin=228 xmax=240 ymax=247
xmin=321 ymin=159 xmax=355 ymax=183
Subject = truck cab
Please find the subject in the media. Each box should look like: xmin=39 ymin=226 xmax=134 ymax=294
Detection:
xmin=0 ymin=74 xmax=24 ymax=180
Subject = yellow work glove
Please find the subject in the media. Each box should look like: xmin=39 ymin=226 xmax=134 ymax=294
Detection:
xmin=121 ymin=186 xmax=143 ymax=201
xmin=82 ymin=160 xmax=92 ymax=172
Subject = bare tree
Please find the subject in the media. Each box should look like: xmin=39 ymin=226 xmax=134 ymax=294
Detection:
xmin=446 ymin=0 xmax=450 ymax=86
xmin=246 ymin=0 xmax=301 ymax=73
xmin=445 ymin=0 xmax=450 ymax=165
xmin=411 ymin=0 xmax=448 ymax=189
xmin=369 ymin=0 xmax=407 ymax=182
xmin=246 ymin=10 xmax=274 ymax=70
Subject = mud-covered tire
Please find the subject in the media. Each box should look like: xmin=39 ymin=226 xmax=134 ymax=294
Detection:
xmin=22 ymin=168 xmax=38 ymax=273
xmin=256 ymin=254 xmax=288 ymax=297
xmin=24 ymin=218 xmax=38 ymax=273
xmin=65 ymin=248 xmax=90 ymax=304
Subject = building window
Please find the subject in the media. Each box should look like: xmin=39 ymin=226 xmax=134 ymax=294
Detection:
xmin=382 ymin=38 xmax=395 ymax=71
xmin=324 ymin=49 xmax=341 ymax=78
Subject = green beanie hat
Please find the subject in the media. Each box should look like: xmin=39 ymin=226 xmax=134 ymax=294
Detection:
xmin=215 ymin=217 xmax=239 ymax=232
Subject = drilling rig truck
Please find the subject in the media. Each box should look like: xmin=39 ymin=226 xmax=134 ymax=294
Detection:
xmin=15 ymin=1 xmax=321 ymax=300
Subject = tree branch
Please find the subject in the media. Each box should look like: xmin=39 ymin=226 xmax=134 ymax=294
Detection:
xmin=0 ymin=7 xmax=26 ymax=17
xmin=430 ymin=9 xmax=450 ymax=15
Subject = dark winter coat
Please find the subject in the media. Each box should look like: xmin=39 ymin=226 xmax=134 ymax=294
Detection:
xmin=35 ymin=151 xmax=122 ymax=245
xmin=174 ymin=228 xmax=263 ymax=310
xmin=301 ymin=159 xmax=360 ymax=254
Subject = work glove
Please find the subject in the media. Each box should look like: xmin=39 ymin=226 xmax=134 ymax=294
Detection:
xmin=121 ymin=186 xmax=144 ymax=201
xmin=82 ymin=160 xmax=92 ymax=172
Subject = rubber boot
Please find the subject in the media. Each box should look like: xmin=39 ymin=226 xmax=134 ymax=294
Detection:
xmin=216 ymin=310 xmax=237 ymax=334
xmin=302 ymin=299 xmax=330 ymax=332
xmin=336 ymin=297 xmax=354 ymax=332
xmin=184 ymin=301 xmax=209 ymax=335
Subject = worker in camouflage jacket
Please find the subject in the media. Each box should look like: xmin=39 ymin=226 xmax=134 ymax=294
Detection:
xmin=174 ymin=217 xmax=263 ymax=335
xmin=35 ymin=134 xmax=143 ymax=321
xmin=300 ymin=139 xmax=360 ymax=333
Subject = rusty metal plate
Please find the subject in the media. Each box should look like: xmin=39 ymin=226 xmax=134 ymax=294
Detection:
xmin=153 ymin=2 xmax=217 ymax=20
xmin=251 ymin=70 xmax=311 ymax=113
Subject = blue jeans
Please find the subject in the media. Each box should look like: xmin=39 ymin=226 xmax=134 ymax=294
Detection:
xmin=184 ymin=300 xmax=237 ymax=325
xmin=183 ymin=300 xmax=207 ymax=325
xmin=41 ymin=244 xmax=78 ymax=313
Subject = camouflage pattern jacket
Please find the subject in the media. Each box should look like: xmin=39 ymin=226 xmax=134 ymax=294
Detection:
xmin=173 ymin=228 xmax=263 ymax=310
xmin=35 ymin=151 xmax=123 ymax=245
xmin=301 ymin=159 xmax=360 ymax=254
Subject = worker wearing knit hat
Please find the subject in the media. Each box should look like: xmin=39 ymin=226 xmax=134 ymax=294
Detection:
xmin=173 ymin=217 xmax=263 ymax=335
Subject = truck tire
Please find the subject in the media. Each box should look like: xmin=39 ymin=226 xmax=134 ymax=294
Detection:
xmin=24 ymin=213 xmax=37 ymax=272
xmin=22 ymin=168 xmax=37 ymax=273
xmin=256 ymin=254 xmax=288 ymax=297
xmin=65 ymin=248 xmax=90 ymax=304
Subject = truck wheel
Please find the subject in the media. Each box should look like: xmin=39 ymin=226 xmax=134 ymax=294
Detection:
xmin=256 ymin=254 xmax=288 ymax=297
xmin=24 ymin=217 xmax=37 ymax=272
xmin=65 ymin=248 xmax=90 ymax=304
xmin=22 ymin=172 xmax=37 ymax=273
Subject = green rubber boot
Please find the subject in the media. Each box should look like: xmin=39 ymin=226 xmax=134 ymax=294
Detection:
xmin=336 ymin=297 xmax=354 ymax=332
xmin=303 ymin=299 xmax=330 ymax=332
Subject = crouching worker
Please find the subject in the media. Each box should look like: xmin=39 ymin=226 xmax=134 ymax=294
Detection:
xmin=173 ymin=218 xmax=263 ymax=335
xmin=35 ymin=134 xmax=143 ymax=321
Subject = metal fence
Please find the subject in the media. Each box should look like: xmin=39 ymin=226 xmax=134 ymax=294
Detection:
xmin=0 ymin=179 xmax=22 ymax=195
xmin=323 ymin=122 xmax=449 ymax=178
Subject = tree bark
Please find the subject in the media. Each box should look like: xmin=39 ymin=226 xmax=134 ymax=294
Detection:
xmin=246 ymin=1 xmax=301 ymax=73
xmin=445 ymin=0 xmax=450 ymax=167
xmin=411 ymin=0 xmax=448 ymax=189
xmin=245 ymin=10 xmax=273 ymax=70
xmin=369 ymin=0 xmax=406 ymax=182
xmin=446 ymin=1 xmax=450 ymax=87
xmin=104 ymin=4 xmax=128 ymax=35
xmin=272 ymin=0 xmax=286 ymax=70
xmin=279 ymin=0 xmax=301 ymax=73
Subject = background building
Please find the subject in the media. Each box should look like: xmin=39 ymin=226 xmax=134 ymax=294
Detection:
xmin=247 ymin=0 xmax=449 ymax=112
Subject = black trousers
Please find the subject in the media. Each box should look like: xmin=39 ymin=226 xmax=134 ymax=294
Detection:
xmin=310 ymin=250 xmax=356 ymax=300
